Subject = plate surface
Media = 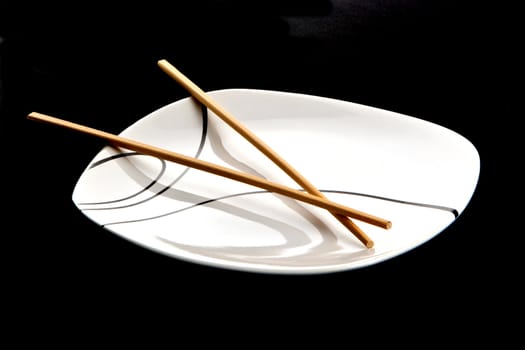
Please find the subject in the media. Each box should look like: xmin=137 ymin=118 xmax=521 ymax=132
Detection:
xmin=72 ymin=89 xmax=480 ymax=274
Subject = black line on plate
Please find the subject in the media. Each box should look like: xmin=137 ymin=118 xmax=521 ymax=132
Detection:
xmin=102 ymin=190 xmax=268 ymax=226
xmin=78 ymin=104 xmax=209 ymax=209
xmin=77 ymin=151 xmax=166 ymax=205
xmin=321 ymin=189 xmax=459 ymax=218
xmin=101 ymin=189 xmax=458 ymax=227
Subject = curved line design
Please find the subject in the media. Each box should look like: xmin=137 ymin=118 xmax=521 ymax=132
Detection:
xmin=100 ymin=189 xmax=458 ymax=227
xmin=322 ymin=190 xmax=459 ymax=218
xmin=76 ymin=103 xmax=458 ymax=228
xmin=77 ymin=152 xmax=166 ymax=205
xmin=77 ymin=104 xmax=208 ymax=210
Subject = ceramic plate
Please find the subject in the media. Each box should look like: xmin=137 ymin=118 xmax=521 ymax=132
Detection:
xmin=72 ymin=89 xmax=480 ymax=274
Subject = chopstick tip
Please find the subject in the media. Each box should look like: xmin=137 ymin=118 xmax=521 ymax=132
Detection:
xmin=27 ymin=111 xmax=41 ymax=120
xmin=157 ymin=58 xmax=169 ymax=67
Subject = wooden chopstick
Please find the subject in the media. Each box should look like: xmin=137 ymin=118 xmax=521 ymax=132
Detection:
xmin=27 ymin=111 xmax=391 ymax=230
xmin=157 ymin=59 xmax=380 ymax=248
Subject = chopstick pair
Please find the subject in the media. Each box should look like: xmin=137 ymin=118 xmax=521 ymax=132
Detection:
xmin=157 ymin=59 xmax=388 ymax=248
xmin=27 ymin=60 xmax=391 ymax=247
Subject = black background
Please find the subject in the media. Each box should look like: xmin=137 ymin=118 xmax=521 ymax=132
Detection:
xmin=0 ymin=0 xmax=516 ymax=342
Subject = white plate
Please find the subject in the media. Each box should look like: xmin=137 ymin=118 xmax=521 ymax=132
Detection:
xmin=72 ymin=89 xmax=480 ymax=274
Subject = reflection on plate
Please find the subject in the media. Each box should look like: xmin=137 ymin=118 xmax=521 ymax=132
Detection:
xmin=72 ymin=89 xmax=480 ymax=274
